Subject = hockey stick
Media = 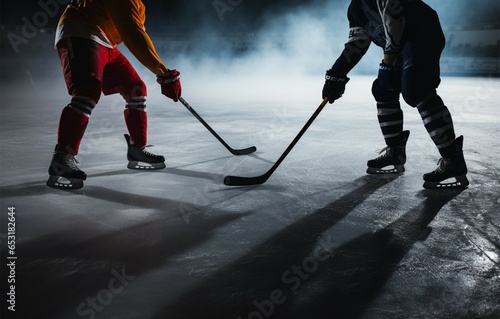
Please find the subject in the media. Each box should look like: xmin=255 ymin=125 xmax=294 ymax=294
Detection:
xmin=224 ymin=97 xmax=330 ymax=186
xmin=178 ymin=97 xmax=257 ymax=155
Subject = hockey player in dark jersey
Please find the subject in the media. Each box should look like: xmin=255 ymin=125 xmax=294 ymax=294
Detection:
xmin=322 ymin=0 xmax=469 ymax=189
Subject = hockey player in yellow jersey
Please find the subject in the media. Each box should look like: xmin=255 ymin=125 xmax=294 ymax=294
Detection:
xmin=47 ymin=0 xmax=181 ymax=189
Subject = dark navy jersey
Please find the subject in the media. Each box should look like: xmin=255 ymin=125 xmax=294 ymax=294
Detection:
xmin=347 ymin=0 xmax=422 ymax=53
xmin=331 ymin=0 xmax=437 ymax=76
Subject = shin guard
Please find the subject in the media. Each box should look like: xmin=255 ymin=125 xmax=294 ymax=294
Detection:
xmin=58 ymin=96 xmax=95 ymax=155
xmin=417 ymin=94 xmax=456 ymax=157
xmin=124 ymin=97 xmax=147 ymax=147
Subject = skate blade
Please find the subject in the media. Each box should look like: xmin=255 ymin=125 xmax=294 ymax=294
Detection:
xmin=423 ymin=175 xmax=469 ymax=189
xmin=127 ymin=161 xmax=166 ymax=170
xmin=46 ymin=175 xmax=84 ymax=190
xmin=366 ymin=165 xmax=405 ymax=174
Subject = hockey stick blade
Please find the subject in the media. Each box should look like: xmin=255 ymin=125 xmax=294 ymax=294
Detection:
xmin=224 ymin=97 xmax=330 ymax=186
xmin=223 ymin=173 xmax=270 ymax=186
xmin=230 ymin=146 xmax=257 ymax=155
xmin=178 ymin=97 xmax=257 ymax=156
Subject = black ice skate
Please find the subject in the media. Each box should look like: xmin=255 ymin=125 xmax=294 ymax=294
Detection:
xmin=47 ymin=146 xmax=87 ymax=189
xmin=423 ymin=136 xmax=469 ymax=189
xmin=367 ymin=130 xmax=410 ymax=174
xmin=124 ymin=134 xmax=165 ymax=170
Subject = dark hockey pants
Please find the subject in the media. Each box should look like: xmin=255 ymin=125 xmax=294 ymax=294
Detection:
xmin=372 ymin=9 xmax=458 ymax=157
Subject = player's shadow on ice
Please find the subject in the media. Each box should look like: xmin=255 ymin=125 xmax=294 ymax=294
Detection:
xmin=149 ymin=175 xmax=399 ymax=318
xmin=86 ymin=167 xmax=225 ymax=182
xmin=150 ymin=177 xmax=464 ymax=319
xmin=0 ymin=167 xmax=224 ymax=197
xmin=7 ymin=200 xmax=250 ymax=319
xmin=0 ymin=182 xmax=54 ymax=197
xmin=83 ymin=155 xmax=233 ymax=182
xmin=81 ymin=185 xmax=254 ymax=215
xmin=282 ymin=188 xmax=465 ymax=319
xmin=165 ymin=167 xmax=224 ymax=181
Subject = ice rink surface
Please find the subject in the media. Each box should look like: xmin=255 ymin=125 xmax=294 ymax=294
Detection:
xmin=1 ymin=73 xmax=499 ymax=318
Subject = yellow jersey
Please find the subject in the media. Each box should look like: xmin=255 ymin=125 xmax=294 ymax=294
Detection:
xmin=55 ymin=0 xmax=168 ymax=75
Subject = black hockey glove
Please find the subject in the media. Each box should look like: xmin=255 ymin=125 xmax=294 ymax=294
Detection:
xmin=322 ymin=70 xmax=349 ymax=104
xmin=376 ymin=60 xmax=402 ymax=92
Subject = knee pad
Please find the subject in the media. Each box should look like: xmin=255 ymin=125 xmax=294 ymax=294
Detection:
xmin=372 ymin=79 xmax=399 ymax=103
xmin=121 ymin=79 xmax=147 ymax=102
xmin=402 ymin=83 xmax=440 ymax=108
xmin=402 ymin=91 xmax=422 ymax=108
xmin=69 ymin=80 xmax=102 ymax=105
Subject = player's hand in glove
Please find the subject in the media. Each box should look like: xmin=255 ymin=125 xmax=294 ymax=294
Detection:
xmin=322 ymin=69 xmax=349 ymax=104
xmin=376 ymin=60 xmax=402 ymax=92
xmin=157 ymin=69 xmax=181 ymax=102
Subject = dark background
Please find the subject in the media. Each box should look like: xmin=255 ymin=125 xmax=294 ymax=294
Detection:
xmin=1 ymin=0 xmax=499 ymax=33
xmin=0 ymin=0 xmax=499 ymax=81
